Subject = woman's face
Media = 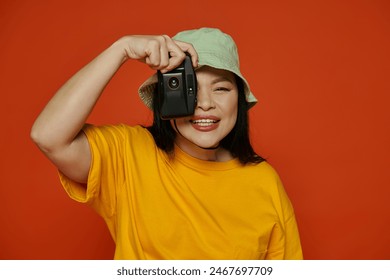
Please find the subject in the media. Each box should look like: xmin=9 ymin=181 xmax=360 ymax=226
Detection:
xmin=171 ymin=66 xmax=238 ymax=152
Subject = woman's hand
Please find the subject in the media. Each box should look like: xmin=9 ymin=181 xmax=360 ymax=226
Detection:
xmin=118 ymin=35 xmax=198 ymax=73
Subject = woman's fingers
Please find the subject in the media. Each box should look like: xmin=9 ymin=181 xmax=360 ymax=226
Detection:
xmin=125 ymin=34 xmax=198 ymax=72
xmin=174 ymin=40 xmax=199 ymax=68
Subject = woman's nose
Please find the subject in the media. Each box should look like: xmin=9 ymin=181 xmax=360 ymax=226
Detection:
xmin=196 ymin=88 xmax=215 ymax=111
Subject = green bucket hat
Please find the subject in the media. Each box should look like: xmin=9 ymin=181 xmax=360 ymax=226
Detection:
xmin=138 ymin=27 xmax=257 ymax=109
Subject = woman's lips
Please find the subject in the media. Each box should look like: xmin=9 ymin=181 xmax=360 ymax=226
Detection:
xmin=189 ymin=116 xmax=220 ymax=132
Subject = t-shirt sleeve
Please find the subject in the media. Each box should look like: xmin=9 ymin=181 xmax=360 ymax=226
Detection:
xmin=264 ymin=165 xmax=303 ymax=260
xmin=59 ymin=124 xmax=127 ymax=219
xmin=283 ymin=212 xmax=303 ymax=259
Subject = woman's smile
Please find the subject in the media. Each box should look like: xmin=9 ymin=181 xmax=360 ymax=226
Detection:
xmin=190 ymin=115 xmax=220 ymax=131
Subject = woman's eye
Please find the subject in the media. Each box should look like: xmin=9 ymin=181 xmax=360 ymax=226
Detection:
xmin=215 ymin=87 xmax=230 ymax=92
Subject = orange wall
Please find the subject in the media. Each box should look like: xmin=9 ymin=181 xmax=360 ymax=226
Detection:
xmin=1 ymin=0 xmax=389 ymax=259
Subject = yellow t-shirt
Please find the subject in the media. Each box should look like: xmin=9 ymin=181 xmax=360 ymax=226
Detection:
xmin=59 ymin=124 xmax=303 ymax=260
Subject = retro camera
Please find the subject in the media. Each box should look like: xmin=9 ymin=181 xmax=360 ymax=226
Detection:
xmin=157 ymin=54 xmax=197 ymax=119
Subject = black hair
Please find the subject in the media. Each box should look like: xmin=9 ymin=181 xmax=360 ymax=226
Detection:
xmin=147 ymin=76 xmax=265 ymax=165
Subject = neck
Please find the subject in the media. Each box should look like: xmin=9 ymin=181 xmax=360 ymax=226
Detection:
xmin=174 ymin=134 xmax=232 ymax=162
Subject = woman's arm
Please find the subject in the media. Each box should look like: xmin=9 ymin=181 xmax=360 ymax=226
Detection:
xmin=30 ymin=35 xmax=198 ymax=184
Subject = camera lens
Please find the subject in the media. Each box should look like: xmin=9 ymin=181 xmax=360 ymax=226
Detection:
xmin=168 ymin=77 xmax=180 ymax=90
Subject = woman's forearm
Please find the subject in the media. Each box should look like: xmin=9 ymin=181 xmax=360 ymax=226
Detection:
xmin=31 ymin=38 xmax=129 ymax=152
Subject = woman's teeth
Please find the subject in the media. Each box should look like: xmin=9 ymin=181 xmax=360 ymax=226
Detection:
xmin=191 ymin=119 xmax=218 ymax=126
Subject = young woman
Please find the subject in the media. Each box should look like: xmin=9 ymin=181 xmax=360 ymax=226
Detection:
xmin=31 ymin=27 xmax=303 ymax=259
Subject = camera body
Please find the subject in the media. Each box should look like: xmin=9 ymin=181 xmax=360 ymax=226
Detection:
xmin=157 ymin=54 xmax=197 ymax=119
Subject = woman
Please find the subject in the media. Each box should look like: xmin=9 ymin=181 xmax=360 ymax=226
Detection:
xmin=31 ymin=27 xmax=303 ymax=259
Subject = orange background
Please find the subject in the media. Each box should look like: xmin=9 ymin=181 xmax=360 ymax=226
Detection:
xmin=1 ymin=0 xmax=389 ymax=259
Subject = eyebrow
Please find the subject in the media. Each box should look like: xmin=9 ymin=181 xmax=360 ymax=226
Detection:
xmin=210 ymin=76 xmax=235 ymax=85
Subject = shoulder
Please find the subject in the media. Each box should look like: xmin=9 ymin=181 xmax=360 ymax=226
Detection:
xmin=244 ymin=161 xmax=281 ymax=182
xmin=243 ymin=161 xmax=290 ymax=200
xmin=83 ymin=123 xmax=147 ymax=134
xmin=81 ymin=124 xmax=157 ymax=155
xmin=83 ymin=124 xmax=152 ymax=142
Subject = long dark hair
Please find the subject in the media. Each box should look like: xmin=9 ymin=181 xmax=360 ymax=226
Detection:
xmin=147 ymin=76 xmax=265 ymax=165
